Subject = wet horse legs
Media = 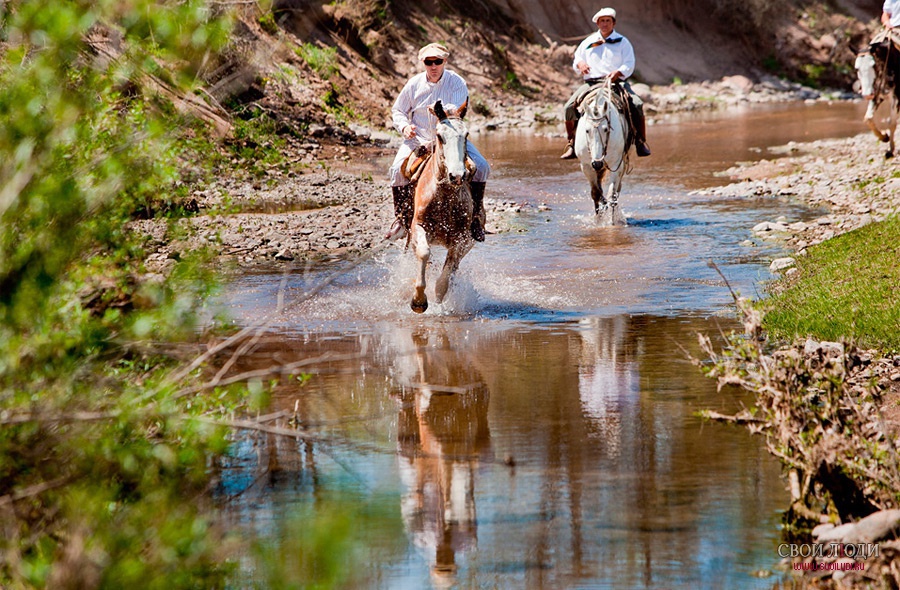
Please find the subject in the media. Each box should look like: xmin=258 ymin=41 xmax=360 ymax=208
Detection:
xmin=411 ymin=226 xmax=430 ymax=313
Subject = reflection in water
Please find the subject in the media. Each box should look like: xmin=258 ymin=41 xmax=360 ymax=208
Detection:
xmin=577 ymin=316 xmax=641 ymax=454
xmin=393 ymin=327 xmax=491 ymax=586
xmin=217 ymin=317 xmax=789 ymax=589
xmin=213 ymin=102 xmax=870 ymax=588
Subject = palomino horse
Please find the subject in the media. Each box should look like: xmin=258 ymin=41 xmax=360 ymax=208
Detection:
xmin=856 ymin=30 xmax=900 ymax=158
xmin=575 ymin=79 xmax=630 ymax=225
xmin=408 ymin=99 xmax=475 ymax=313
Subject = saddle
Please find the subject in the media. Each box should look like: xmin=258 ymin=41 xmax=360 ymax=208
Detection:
xmin=576 ymin=83 xmax=637 ymax=154
xmin=401 ymin=144 xmax=477 ymax=184
xmin=871 ymin=28 xmax=900 ymax=53
xmin=401 ymin=145 xmax=432 ymax=183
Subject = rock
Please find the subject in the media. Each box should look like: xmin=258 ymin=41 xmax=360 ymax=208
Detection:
xmin=821 ymin=510 xmax=900 ymax=544
xmin=804 ymin=338 xmax=844 ymax=358
xmin=274 ymin=249 xmax=294 ymax=261
xmin=769 ymin=257 xmax=795 ymax=272
xmin=722 ymin=75 xmax=754 ymax=94
xmin=631 ymin=83 xmax=653 ymax=101
xmin=753 ymin=221 xmax=789 ymax=233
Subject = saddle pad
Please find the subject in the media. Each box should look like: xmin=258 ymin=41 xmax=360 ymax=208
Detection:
xmin=577 ymin=85 xmax=628 ymax=115
xmin=401 ymin=145 xmax=432 ymax=182
xmin=872 ymin=28 xmax=900 ymax=51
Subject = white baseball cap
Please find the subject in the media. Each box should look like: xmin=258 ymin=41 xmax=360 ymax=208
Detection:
xmin=592 ymin=7 xmax=617 ymax=23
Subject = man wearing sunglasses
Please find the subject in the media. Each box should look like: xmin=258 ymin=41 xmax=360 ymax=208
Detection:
xmin=559 ymin=7 xmax=651 ymax=160
xmin=386 ymin=42 xmax=491 ymax=242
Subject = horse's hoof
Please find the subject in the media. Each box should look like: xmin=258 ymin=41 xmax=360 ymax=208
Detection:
xmin=411 ymin=299 xmax=428 ymax=313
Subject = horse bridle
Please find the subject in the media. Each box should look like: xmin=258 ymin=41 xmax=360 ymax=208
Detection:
xmin=584 ymin=81 xmax=625 ymax=173
xmin=434 ymin=115 xmax=472 ymax=185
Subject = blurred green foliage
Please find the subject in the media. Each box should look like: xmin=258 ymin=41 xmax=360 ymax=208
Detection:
xmin=0 ymin=1 xmax=244 ymax=588
xmin=0 ymin=2 xmax=416 ymax=587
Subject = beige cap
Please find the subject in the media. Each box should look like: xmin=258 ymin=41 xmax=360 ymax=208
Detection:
xmin=418 ymin=43 xmax=450 ymax=61
xmin=592 ymin=7 xmax=616 ymax=23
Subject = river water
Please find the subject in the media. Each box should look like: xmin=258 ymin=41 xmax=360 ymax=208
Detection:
xmin=217 ymin=101 xmax=868 ymax=589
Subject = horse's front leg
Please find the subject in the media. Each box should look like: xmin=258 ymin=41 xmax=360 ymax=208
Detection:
xmin=888 ymin=102 xmax=897 ymax=159
xmin=606 ymin=170 xmax=621 ymax=207
xmin=583 ymin=166 xmax=605 ymax=214
xmin=605 ymin=171 xmax=627 ymax=226
xmin=434 ymin=240 xmax=473 ymax=304
xmin=591 ymin=184 xmax=606 ymax=215
xmin=410 ymin=224 xmax=430 ymax=313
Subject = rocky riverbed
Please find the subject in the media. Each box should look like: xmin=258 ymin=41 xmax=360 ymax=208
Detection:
xmin=133 ymin=76 xmax=869 ymax=277
xmin=698 ymin=132 xmax=899 ymax=258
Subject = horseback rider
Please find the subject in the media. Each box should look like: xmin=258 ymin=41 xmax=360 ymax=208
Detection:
xmin=883 ymin=0 xmax=900 ymax=29
xmin=856 ymin=1 xmax=900 ymax=114
xmin=386 ymin=42 xmax=491 ymax=242
xmin=559 ymin=7 xmax=651 ymax=160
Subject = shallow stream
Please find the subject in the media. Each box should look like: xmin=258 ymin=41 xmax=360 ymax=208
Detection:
xmin=217 ymin=101 xmax=868 ymax=589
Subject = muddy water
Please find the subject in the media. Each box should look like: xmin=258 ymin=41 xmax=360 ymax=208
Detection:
xmin=218 ymin=101 xmax=867 ymax=588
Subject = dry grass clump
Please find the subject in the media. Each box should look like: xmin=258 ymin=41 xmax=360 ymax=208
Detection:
xmin=700 ymin=296 xmax=900 ymax=522
xmin=699 ymin=294 xmax=900 ymax=585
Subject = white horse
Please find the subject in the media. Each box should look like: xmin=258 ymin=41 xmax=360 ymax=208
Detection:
xmin=575 ymin=80 xmax=629 ymax=225
xmin=856 ymin=33 xmax=900 ymax=158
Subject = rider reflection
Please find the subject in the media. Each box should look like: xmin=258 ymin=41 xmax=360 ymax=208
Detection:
xmin=392 ymin=327 xmax=492 ymax=584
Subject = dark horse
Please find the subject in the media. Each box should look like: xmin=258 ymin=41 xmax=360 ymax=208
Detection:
xmin=857 ymin=29 xmax=900 ymax=157
xmin=408 ymin=99 xmax=476 ymax=313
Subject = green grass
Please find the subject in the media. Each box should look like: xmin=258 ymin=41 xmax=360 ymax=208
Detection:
xmin=763 ymin=215 xmax=900 ymax=350
xmin=295 ymin=43 xmax=339 ymax=79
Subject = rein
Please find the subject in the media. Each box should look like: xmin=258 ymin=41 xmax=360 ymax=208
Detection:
xmin=585 ymin=80 xmax=626 ymax=173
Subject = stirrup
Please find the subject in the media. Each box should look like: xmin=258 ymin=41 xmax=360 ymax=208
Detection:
xmin=384 ymin=217 xmax=408 ymax=241
xmin=559 ymin=143 xmax=576 ymax=160
xmin=636 ymin=142 xmax=651 ymax=157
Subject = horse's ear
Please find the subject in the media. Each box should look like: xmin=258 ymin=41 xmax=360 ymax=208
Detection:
xmin=432 ymin=100 xmax=446 ymax=121
xmin=456 ymin=98 xmax=468 ymax=119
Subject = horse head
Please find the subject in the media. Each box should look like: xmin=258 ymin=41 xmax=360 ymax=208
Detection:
xmin=582 ymin=92 xmax=612 ymax=171
xmin=429 ymin=99 xmax=470 ymax=185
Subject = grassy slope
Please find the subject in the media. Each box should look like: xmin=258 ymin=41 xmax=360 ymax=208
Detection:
xmin=763 ymin=216 xmax=900 ymax=351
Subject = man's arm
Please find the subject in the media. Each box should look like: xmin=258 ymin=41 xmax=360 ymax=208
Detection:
xmin=573 ymin=34 xmax=597 ymax=76
xmin=391 ymin=79 xmax=416 ymax=136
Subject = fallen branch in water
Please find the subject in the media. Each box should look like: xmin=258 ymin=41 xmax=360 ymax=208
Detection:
xmin=697 ymin=409 xmax=764 ymax=424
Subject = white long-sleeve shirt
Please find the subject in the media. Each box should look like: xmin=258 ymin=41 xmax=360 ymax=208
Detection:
xmin=885 ymin=0 xmax=900 ymax=27
xmin=572 ymin=30 xmax=635 ymax=81
xmin=391 ymin=69 xmax=468 ymax=144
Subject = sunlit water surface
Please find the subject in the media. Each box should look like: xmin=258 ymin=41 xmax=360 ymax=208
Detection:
xmin=216 ymin=101 xmax=868 ymax=589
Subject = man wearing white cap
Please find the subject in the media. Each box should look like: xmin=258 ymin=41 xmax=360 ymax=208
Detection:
xmin=559 ymin=7 xmax=651 ymax=159
xmin=386 ymin=42 xmax=491 ymax=241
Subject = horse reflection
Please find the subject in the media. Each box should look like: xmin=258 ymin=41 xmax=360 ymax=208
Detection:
xmin=576 ymin=316 xmax=642 ymax=456
xmin=393 ymin=327 xmax=491 ymax=583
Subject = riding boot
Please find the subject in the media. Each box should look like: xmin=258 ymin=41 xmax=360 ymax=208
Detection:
xmin=470 ymin=182 xmax=486 ymax=242
xmin=385 ymin=185 xmax=414 ymax=240
xmin=559 ymin=120 xmax=577 ymax=159
xmin=632 ymin=105 xmax=651 ymax=157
